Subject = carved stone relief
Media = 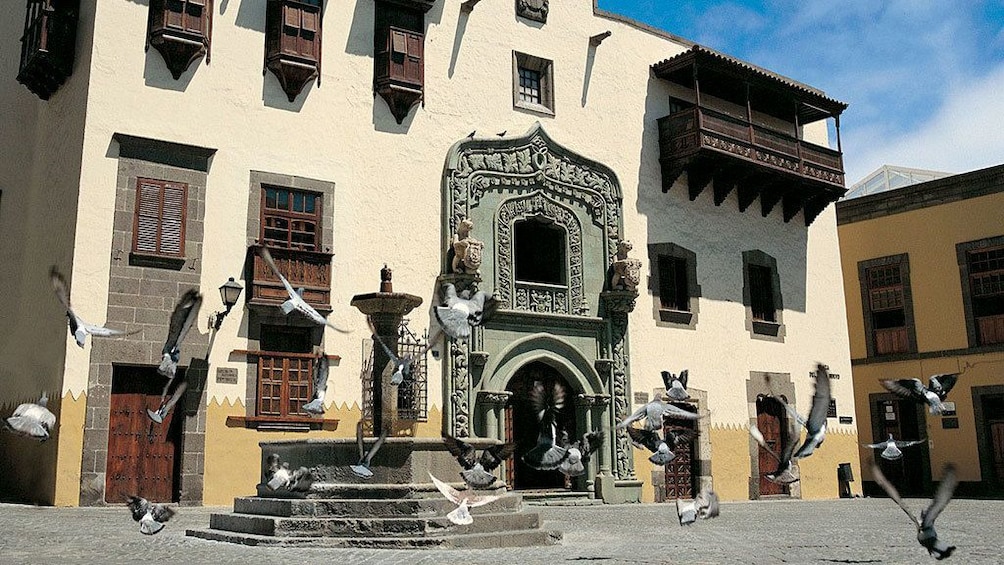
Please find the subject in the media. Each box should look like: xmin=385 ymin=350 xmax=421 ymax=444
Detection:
xmin=516 ymin=0 xmax=548 ymax=23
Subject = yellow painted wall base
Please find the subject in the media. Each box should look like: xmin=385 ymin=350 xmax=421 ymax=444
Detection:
xmin=53 ymin=392 xmax=86 ymax=506
xmin=710 ymin=426 xmax=754 ymax=502
xmin=797 ymin=431 xmax=861 ymax=499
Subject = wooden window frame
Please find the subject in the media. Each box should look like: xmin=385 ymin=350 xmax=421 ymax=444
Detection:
xmin=513 ymin=51 xmax=554 ymax=116
xmin=742 ymin=250 xmax=784 ymax=339
xmin=957 ymin=236 xmax=1004 ymax=348
xmin=858 ymin=254 xmax=917 ymax=357
xmin=132 ymin=177 xmax=188 ymax=260
xmin=278 ymin=0 xmax=320 ymax=61
xmin=259 ymin=185 xmax=323 ymax=251
xmin=256 ymin=351 xmax=314 ymax=419
xmin=648 ymin=243 xmax=700 ymax=327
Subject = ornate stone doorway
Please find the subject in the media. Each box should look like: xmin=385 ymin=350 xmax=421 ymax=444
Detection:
xmin=504 ymin=361 xmax=575 ymax=491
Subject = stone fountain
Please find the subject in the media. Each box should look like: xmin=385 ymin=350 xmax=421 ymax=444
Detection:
xmin=187 ymin=267 xmax=561 ymax=548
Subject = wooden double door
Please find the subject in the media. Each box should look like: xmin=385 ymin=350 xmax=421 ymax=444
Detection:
xmin=504 ymin=362 xmax=576 ymax=491
xmin=106 ymin=366 xmax=184 ymax=503
xmin=756 ymin=395 xmax=790 ymax=497
xmin=662 ymin=402 xmax=698 ymax=500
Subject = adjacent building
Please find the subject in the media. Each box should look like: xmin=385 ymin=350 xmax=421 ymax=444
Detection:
xmin=0 ymin=0 xmax=857 ymax=506
xmin=838 ymin=164 xmax=1004 ymax=496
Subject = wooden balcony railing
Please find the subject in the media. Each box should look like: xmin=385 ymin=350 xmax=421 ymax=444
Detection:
xmin=658 ymin=107 xmax=845 ymax=189
xmin=18 ymin=1 xmax=78 ymax=100
xmin=249 ymin=244 xmax=332 ymax=311
xmin=977 ymin=314 xmax=1004 ymax=346
xmin=874 ymin=327 xmax=910 ymax=355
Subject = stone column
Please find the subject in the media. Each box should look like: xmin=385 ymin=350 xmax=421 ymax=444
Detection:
xmin=438 ymin=272 xmax=482 ymax=438
xmin=600 ymin=289 xmax=638 ymax=480
xmin=576 ymin=393 xmax=610 ymax=494
xmin=477 ymin=390 xmax=512 ymax=441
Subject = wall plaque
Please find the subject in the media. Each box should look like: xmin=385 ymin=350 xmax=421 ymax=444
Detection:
xmin=216 ymin=367 xmax=238 ymax=384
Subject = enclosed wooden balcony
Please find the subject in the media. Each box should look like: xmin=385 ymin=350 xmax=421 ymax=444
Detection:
xmin=652 ymin=45 xmax=848 ymax=226
xmin=248 ymin=244 xmax=332 ymax=311
xmin=17 ymin=0 xmax=79 ymax=100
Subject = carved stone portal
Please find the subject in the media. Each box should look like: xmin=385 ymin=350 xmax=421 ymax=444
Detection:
xmin=516 ymin=0 xmax=548 ymax=23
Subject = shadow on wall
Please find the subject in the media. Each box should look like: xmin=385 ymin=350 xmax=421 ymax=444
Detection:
xmin=0 ymin=395 xmax=62 ymax=505
xmin=633 ymin=78 xmax=808 ymax=314
xmin=143 ymin=45 xmax=198 ymax=92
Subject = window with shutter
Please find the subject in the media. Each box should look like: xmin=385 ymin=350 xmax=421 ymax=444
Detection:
xmin=858 ymin=254 xmax=915 ymax=356
xmin=132 ymin=178 xmax=187 ymax=258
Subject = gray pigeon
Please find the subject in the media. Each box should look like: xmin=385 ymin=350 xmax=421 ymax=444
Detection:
xmin=50 ymin=266 xmax=134 ymax=347
xmin=157 ymin=289 xmax=202 ymax=380
xmin=522 ymin=421 xmax=568 ymax=470
xmin=302 ymin=354 xmax=329 ymax=414
xmin=147 ymin=380 xmax=187 ymax=424
xmin=265 ymin=453 xmax=312 ymax=491
xmin=433 ymin=283 xmax=498 ymax=341
xmin=350 ymin=421 xmax=388 ymax=479
xmin=618 ymin=398 xmax=702 ymax=431
xmin=748 ymin=416 xmax=801 ymax=485
xmin=662 ymin=369 xmax=690 ymax=401
xmin=429 ymin=472 xmax=500 ymax=526
xmin=625 ymin=426 xmax=697 ymax=466
xmin=872 ymin=462 xmax=958 ymax=560
xmin=442 ymin=433 xmax=515 ymax=489
xmin=557 ymin=430 xmax=604 ymax=477
xmin=789 ymin=363 xmax=831 ymax=459
xmin=127 ymin=495 xmax=175 ymax=535
xmin=368 ymin=317 xmax=440 ymax=386
xmin=695 ymin=488 xmax=719 ymax=519
xmin=5 ymin=393 xmax=56 ymax=441
xmin=864 ymin=433 xmax=927 ymax=461
xmin=881 ymin=374 xmax=959 ymax=415
xmin=260 ymin=247 xmax=349 ymax=333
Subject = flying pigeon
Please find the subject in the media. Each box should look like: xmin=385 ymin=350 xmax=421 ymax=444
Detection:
xmin=5 ymin=393 xmax=56 ymax=441
xmin=259 ymin=247 xmax=349 ymax=333
xmin=50 ymin=266 xmax=134 ymax=347
xmin=368 ymin=317 xmax=440 ymax=387
xmin=557 ymin=430 xmax=604 ymax=477
xmin=265 ymin=453 xmax=312 ymax=491
xmin=872 ymin=462 xmax=958 ymax=560
xmin=788 ymin=363 xmax=831 ymax=459
xmin=302 ymin=354 xmax=329 ymax=414
xmin=127 ymin=495 xmax=175 ymax=535
xmin=522 ymin=420 xmax=569 ymax=471
xmin=662 ymin=369 xmax=690 ymax=401
xmin=864 ymin=433 xmax=927 ymax=461
xmin=442 ymin=433 xmax=515 ymax=489
xmin=618 ymin=398 xmax=702 ymax=431
xmin=881 ymin=374 xmax=959 ymax=415
xmin=748 ymin=417 xmax=800 ymax=485
xmin=528 ymin=379 xmax=566 ymax=424
xmin=350 ymin=421 xmax=388 ymax=479
xmin=157 ymin=289 xmax=203 ymax=380
xmin=433 ymin=283 xmax=498 ymax=342
xmin=147 ymin=380 xmax=187 ymax=424
xmin=429 ymin=472 xmax=501 ymax=525
xmin=695 ymin=488 xmax=720 ymax=519
xmin=625 ymin=426 xmax=697 ymax=466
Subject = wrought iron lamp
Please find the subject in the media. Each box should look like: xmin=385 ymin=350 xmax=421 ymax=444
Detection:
xmin=211 ymin=277 xmax=244 ymax=330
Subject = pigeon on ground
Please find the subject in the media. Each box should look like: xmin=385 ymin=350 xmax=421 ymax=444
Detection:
xmin=433 ymin=283 xmax=498 ymax=342
xmin=157 ymin=289 xmax=202 ymax=380
xmin=677 ymin=497 xmax=698 ymax=525
xmin=265 ymin=454 xmax=312 ymax=491
xmin=368 ymin=318 xmax=440 ymax=386
xmin=788 ymin=363 xmax=831 ymax=459
xmin=625 ymin=426 xmax=697 ymax=466
xmin=350 ymin=421 xmax=388 ymax=479
xmin=429 ymin=472 xmax=501 ymax=525
xmin=662 ymin=369 xmax=690 ymax=401
xmin=50 ymin=266 xmax=134 ymax=347
xmin=557 ymin=430 xmax=604 ymax=477
xmin=302 ymin=354 xmax=329 ymax=414
xmin=259 ymin=247 xmax=349 ymax=333
xmin=442 ymin=433 xmax=515 ymax=489
xmin=881 ymin=374 xmax=959 ymax=415
xmin=748 ymin=417 xmax=800 ymax=485
xmin=872 ymin=462 xmax=958 ymax=560
xmin=127 ymin=495 xmax=175 ymax=535
xmin=695 ymin=488 xmax=720 ymax=519
xmin=617 ymin=398 xmax=702 ymax=431
xmin=864 ymin=433 xmax=927 ymax=461
xmin=5 ymin=393 xmax=56 ymax=441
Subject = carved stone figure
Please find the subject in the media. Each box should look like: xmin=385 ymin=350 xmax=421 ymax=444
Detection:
xmin=516 ymin=0 xmax=548 ymax=23
xmin=610 ymin=240 xmax=642 ymax=291
xmin=451 ymin=218 xmax=484 ymax=275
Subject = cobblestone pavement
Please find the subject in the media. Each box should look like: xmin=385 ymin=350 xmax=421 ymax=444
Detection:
xmin=0 ymin=498 xmax=1000 ymax=565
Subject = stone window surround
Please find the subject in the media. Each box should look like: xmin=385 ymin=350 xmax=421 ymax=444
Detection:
xmin=741 ymin=250 xmax=784 ymax=342
xmin=972 ymin=385 xmax=1004 ymax=491
xmin=956 ymin=235 xmax=1004 ymax=348
xmin=857 ymin=253 xmax=917 ymax=358
xmin=512 ymin=51 xmax=554 ymax=116
xmin=746 ymin=371 xmax=800 ymax=500
xmin=647 ymin=242 xmax=701 ymax=329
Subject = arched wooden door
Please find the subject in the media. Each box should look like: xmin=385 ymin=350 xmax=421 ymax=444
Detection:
xmin=504 ymin=361 xmax=575 ymax=491
xmin=756 ymin=395 xmax=790 ymax=497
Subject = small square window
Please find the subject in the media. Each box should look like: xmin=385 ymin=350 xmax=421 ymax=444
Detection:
xmin=513 ymin=51 xmax=554 ymax=115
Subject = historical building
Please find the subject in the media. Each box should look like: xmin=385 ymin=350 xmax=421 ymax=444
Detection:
xmin=0 ymin=0 xmax=858 ymax=507
xmin=838 ymin=164 xmax=1004 ymax=497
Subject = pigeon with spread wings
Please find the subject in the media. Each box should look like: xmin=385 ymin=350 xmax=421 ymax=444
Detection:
xmin=662 ymin=369 xmax=690 ymax=401
xmin=127 ymin=495 xmax=175 ymax=535
xmin=265 ymin=453 xmax=313 ymax=491
xmin=625 ymin=426 xmax=697 ymax=466
xmin=368 ymin=317 xmax=440 ymax=387
xmin=864 ymin=433 xmax=927 ymax=461
xmin=872 ymin=462 xmax=958 ymax=560
xmin=433 ymin=283 xmax=497 ymax=342
xmin=302 ymin=353 xmax=329 ymax=414
xmin=748 ymin=416 xmax=801 ymax=485
xmin=557 ymin=430 xmax=604 ymax=477
xmin=259 ymin=247 xmax=349 ymax=333
xmin=350 ymin=421 xmax=388 ymax=479
xmin=442 ymin=433 xmax=515 ymax=489
xmin=618 ymin=397 xmax=702 ymax=431
xmin=881 ymin=374 xmax=959 ymax=415
xmin=429 ymin=472 xmax=501 ymax=525
xmin=50 ymin=266 xmax=135 ymax=347
xmin=157 ymin=289 xmax=202 ymax=380
xmin=5 ymin=393 xmax=57 ymax=441
xmin=789 ymin=363 xmax=831 ymax=459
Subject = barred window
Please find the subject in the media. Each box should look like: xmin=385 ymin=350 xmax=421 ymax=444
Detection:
xmin=518 ymin=67 xmax=541 ymax=105
xmin=513 ymin=51 xmax=554 ymax=115
xmin=133 ymin=178 xmax=187 ymax=257
xmin=362 ymin=320 xmax=428 ymax=422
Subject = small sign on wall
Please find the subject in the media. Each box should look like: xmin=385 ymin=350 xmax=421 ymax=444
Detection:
xmin=827 ymin=399 xmax=837 ymax=418
xmin=633 ymin=392 xmax=649 ymax=405
xmin=942 ymin=417 xmax=959 ymax=429
xmin=940 ymin=402 xmax=957 ymax=416
xmin=216 ymin=367 xmax=238 ymax=384
xmin=839 ymin=416 xmax=853 ymax=425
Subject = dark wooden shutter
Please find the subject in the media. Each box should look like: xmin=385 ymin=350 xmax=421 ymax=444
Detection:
xmin=133 ymin=178 xmax=187 ymax=257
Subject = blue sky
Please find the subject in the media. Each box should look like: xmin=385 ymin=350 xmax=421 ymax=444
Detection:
xmin=598 ymin=0 xmax=1004 ymax=185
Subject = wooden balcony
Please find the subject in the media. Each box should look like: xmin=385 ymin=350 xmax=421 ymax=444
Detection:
xmin=874 ymin=327 xmax=910 ymax=356
xmin=977 ymin=314 xmax=1004 ymax=346
xmin=248 ymin=244 xmax=332 ymax=311
xmin=17 ymin=0 xmax=79 ymax=100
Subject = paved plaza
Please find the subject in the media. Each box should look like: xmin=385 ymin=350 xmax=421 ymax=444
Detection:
xmin=0 ymin=498 xmax=1000 ymax=564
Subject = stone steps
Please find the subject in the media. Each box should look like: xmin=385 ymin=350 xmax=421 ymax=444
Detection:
xmin=521 ymin=490 xmax=603 ymax=506
xmin=186 ymin=527 xmax=562 ymax=549
xmin=209 ymin=511 xmax=540 ymax=538
xmin=234 ymin=495 xmax=522 ymax=518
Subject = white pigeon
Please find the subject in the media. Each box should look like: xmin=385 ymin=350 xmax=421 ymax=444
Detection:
xmin=260 ymin=247 xmax=349 ymax=333
xmin=864 ymin=433 xmax=927 ymax=461
xmin=265 ymin=454 xmax=312 ymax=491
xmin=147 ymin=380 xmax=187 ymax=424
xmin=5 ymin=393 xmax=57 ymax=441
xmin=881 ymin=374 xmax=959 ymax=415
xmin=625 ymin=426 xmax=697 ymax=466
xmin=695 ymin=488 xmax=720 ymax=519
xmin=433 ymin=283 xmax=497 ymax=341
xmin=50 ymin=266 xmax=134 ymax=347
xmin=157 ymin=289 xmax=203 ymax=380
xmin=429 ymin=472 xmax=500 ymax=526
xmin=662 ymin=369 xmax=690 ymax=401
xmin=442 ymin=433 xmax=516 ymax=489
xmin=302 ymin=354 xmax=329 ymax=414
xmin=127 ymin=495 xmax=175 ymax=535
xmin=350 ymin=421 xmax=387 ymax=479
xmin=618 ymin=398 xmax=702 ymax=431
xmin=873 ymin=462 xmax=958 ymax=560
